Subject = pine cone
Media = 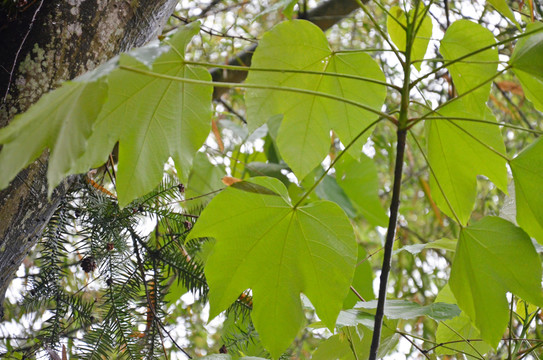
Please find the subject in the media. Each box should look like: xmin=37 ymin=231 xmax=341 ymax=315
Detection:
xmin=80 ymin=256 xmax=97 ymax=273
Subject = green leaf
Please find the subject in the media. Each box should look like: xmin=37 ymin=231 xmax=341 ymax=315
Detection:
xmin=435 ymin=284 xmax=492 ymax=359
xmin=510 ymin=23 xmax=543 ymax=111
xmin=316 ymin=175 xmax=357 ymax=218
xmin=0 ymin=80 xmax=107 ymax=193
xmin=187 ymin=177 xmax=357 ymax=358
xmin=510 ymin=137 xmax=543 ymax=243
xmin=185 ymin=152 xmax=226 ymax=210
xmin=355 ymin=299 xmax=460 ymax=322
xmin=72 ymin=22 xmax=212 ymax=207
xmin=426 ymin=100 xmax=507 ymax=225
xmin=245 ymin=162 xmax=290 ymax=185
xmin=386 ymin=5 xmax=433 ymax=71
xmin=335 ymin=154 xmax=389 ymax=227
xmin=449 ymin=216 xmax=543 ymax=347
xmin=440 ymin=20 xmax=498 ymax=113
xmin=312 ymin=322 xmax=398 ymax=360
xmin=487 ymin=0 xmax=520 ymax=28
xmin=246 ymin=20 xmax=386 ymax=180
xmin=343 ymin=245 xmax=374 ymax=308
xmin=510 ymin=23 xmax=543 ymax=80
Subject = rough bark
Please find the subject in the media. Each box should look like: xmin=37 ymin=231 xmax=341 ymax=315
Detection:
xmin=211 ymin=0 xmax=360 ymax=99
xmin=0 ymin=0 xmax=177 ymax=319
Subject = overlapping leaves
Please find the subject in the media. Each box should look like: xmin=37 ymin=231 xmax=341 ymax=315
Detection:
xmin=245 ymin=20 xmax=387 ymax=180
xmin=450 ymin=216 xmax=543 ymax=347
xmin=427 ymin=20 xmax=507 ymax=225
xmin=0 ymin=22 xmax=212 ymax=207
xmin=187 ymin=177 xmax=357 ymax=358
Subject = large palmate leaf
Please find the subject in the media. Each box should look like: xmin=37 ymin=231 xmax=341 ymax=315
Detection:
xmin=187 ymin=177 xmax=357 ymax=358
xmin=435 ymin=285 xmax=492 ymax=359
xmin=185 ymin=152 xmax=226 ymax=210
xmin=386 ymin=5 xmax=433 ymax=71
xmin=245 ymin=20 xmax=386 ymax=180
xmin=510 ymin=138 xmax=543 ymax=243
xmin=426 ymin=100 xmax=507 ymax=225
xmin=72 ymin=22 xmax=212 ymax=207
xmin=0 ymin=80 xmax=107 ymax=194
xmin=510 ymin=23 xmax=543 ymax=112
xmin=440 ymin=20 xmax=498 ymax=113
xmin=450 ymin=216 xmax=543 ymax=347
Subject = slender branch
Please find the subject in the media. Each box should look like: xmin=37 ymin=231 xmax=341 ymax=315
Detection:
xmin=119 ymin=65 xmax=397 ymax=122
xmin=350 ymin=285 xmax=366 ymax=302
xmin=368 ymin=128 xmax=407 ymax=360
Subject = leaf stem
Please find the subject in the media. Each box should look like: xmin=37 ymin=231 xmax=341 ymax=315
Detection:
xmin=292 ymin=117 xmax=384 ymax=209
xmin=119 ymin=65 xmax=397 ymax=122
xmin=180 ymin=60 xmax=402 ymax=92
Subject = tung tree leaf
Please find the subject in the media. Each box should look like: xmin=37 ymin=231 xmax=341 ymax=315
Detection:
xmin=435 ymin=285 xmax=492 ymax=359
xmin=450 ymin=216 xmax=543 ymax=347
xmin=386 ymin=5 xmax=433 ymax=71
xmin=426 ymin=100 xmax=507 ymax=225
xmin=510 ymin=137 xmax=543 ymax=243
xmin=487 ymin=0 xmax=520 ymax=28
xmin=0 ymin=80 xmax=107 ymax=194
xmin=187 ymin=177 xmax=357 ymax=358
xmin=510 ymin=23 xmax=543 ymax=112
xmin=246 ymin=20 xmax=386 ymax=180
xmin=343 ymin=245 xmax=374 ymax=308
xmin=72 ymin=22 xmax=212 ymax=207
xmin=440 ymin=20 xmax=498 ymax=113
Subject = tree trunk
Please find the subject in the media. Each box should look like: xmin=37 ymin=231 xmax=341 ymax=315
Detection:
xmin=0 ymin=0 xmax=177 ymax=319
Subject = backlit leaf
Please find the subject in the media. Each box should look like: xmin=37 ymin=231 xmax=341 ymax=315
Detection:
xmin=187 ymin=177 xmax=357 ymax=358
xmin=487 ymin=0 xmax=520 ymax=28
xmin=246 ymin=20 xmax=386 ymax=180
xmin=72 ymin=22 xmax=212 ymax=207
xmin=450 ymin=216 xmax=543 ymax=347
xmin=387 ymin=5 xmax=433 ymax=71
xmin=440 ymin=20 xmax=498 ymax=113
xmin=0 ymin=80 xmax=107 ymax=194
xmin=426 ymin=100 xmax=507 ymax=225
xmin=510 ymin=137 xmax=543 ymax=243
xmin=510 ymin=23 xmax=543 ymax=112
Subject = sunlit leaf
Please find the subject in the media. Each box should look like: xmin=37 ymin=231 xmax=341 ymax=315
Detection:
xmin=187 ymin=177 xmax=357 ymax=358
xmin=246 ymin=20 xmax=386 ymax=180
xmin=487 ymin=0 xmax=520 ymax=28
xmin=510 ymin=137 xmax=543 ymax=243
xmin=387 ymin=5 xmax=433 ymax=71
xmin=510 ymin=23 xmax=543 ymax=112
xmin=0 ymin=80 xmax=107 ymax=194
xmin=426 ymin=100 xmax=507 ymax=225
xmin=72 ymin=22 xmax=212 ymax=207
xmin=440 ymin=20 xmax=498 ymax=113
xmin=450 ymin=216 xmax=543 ymax=347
